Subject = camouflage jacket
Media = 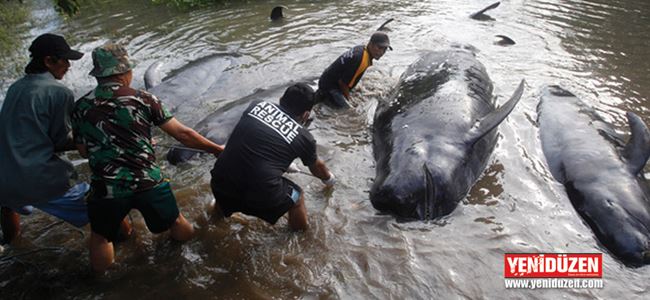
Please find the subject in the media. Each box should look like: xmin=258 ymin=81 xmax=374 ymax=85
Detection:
xmin=71 ymin=82 xmax=172 ymax=199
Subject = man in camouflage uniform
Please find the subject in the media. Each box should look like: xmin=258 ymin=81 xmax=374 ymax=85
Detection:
xmin=72 ymin=43 xmax=224 ymax=272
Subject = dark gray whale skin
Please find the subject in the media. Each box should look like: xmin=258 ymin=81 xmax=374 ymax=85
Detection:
xmin=145 ymin=54 xmax=234 ymax=121
xmin=164 ymin=80 xmax=317 ymax=164
xmin=142 ymin=55 xmax=296 ymax=164
xmin=165 ymin=88 xmax=281 ymax=164
xmin=538 ymin=86 xmax=650 ymax=266
xmin=370 ymin=49 xmax=524 ymax=220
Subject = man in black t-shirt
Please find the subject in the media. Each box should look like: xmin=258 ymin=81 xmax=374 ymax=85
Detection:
xmin=210 ymin=83 xmax=334 ymax=230
xmin=317 ymin=31 xmax=392 ymax=108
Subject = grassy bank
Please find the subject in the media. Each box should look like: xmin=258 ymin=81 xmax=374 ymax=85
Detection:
xmin=0 ymin=1 xmax=30 ymax=97
xmin=0 ymin=1 xmax=29 ymax=58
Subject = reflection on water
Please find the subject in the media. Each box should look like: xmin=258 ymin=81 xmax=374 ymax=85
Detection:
xmin=1 ymin=0 xmax=650 ymax=298
xmin=525 ymin=0 xmax=650 ymax=118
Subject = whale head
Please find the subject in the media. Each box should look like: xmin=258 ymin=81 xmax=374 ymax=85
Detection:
xmin=566 ymin=180 xmax=650 ymax=266
xmin=370 ymin=140 xmax=471 ymax=220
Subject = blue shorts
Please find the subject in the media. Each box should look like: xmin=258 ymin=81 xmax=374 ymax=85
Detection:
xmin=13 ymin=183 xmax=90 ymax=228
xmin=289 ymin=186 xmax=300 ymax=203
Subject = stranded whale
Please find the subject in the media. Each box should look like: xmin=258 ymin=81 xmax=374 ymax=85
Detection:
xmin=163 ymin=80 xmax=317 ymax=164
xmin=370 ymin=48 xmax=524 ymax=220
xmin=538 ymin=85 xmax=650 ymax=266
xmin=144 ymin=54 xmax=236 ymax=123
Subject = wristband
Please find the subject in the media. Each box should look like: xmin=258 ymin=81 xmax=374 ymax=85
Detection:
xmin=322 ymin=172 xmax=336 ymax=186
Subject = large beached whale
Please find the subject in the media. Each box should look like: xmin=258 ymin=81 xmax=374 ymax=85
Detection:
xmin=159 ymin=80 xmax=317 ymax=164
xmin=370 ymin=49 xmax=524 ymax=220
xmin=538 ymin=85 xmax=650 ymax=266
xmin=144 ymin=54 xmax=236 ymax=123
xmin=165 ymin=86 xmax=286 ymax=164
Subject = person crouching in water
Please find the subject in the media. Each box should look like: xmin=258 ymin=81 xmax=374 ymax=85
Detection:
xmin=210 ymin=83 xmax=335 ymax=230
xmin=316 ymin=31 xmax=392 ymax=109
xmin=72 ymin=43 xmax=224 ymax=272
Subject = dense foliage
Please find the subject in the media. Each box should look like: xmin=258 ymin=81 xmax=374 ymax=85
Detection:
xmin=0 ymin=1 xmax=28 ymax=59
xmin=54 ymin=0 xmax=81 ymax=16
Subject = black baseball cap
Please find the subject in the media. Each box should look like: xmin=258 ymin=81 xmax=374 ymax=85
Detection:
xmin=280 ymin=83 xmax=315 ymax=116
xmin=370 ymin=32 xmax=393 ymax=50
xmin=28 ymin=33 xmax=83 ymax=60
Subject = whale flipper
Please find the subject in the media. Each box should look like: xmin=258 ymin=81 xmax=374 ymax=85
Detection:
xmin=623 ymin=112 xmax=650 ymax=174
xmin=144 ymin=61 xmax=164 ymax=90
xmin=465 ymin=79 xmax=525 ymax=146
xmin=470 ymin=1 xmax=500 ymax=20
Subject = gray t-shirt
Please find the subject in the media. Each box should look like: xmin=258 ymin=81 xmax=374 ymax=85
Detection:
xmin=0 ymin=72 xmax=75 ymax=208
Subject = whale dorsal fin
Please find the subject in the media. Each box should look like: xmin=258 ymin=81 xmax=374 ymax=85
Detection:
xmin=470 ymin=1 xmax=500 ymax=20
xmin=465 ymin=79 xmax=525 ymax=146
xmin=377 ymin=18 xmax=394 ymax=31
xmin=270 ymin=6 xmax=287 ymax=21
xmin=623 ymin=112 xmax=650 ymax=174
xmin=144 ymin=61 xmax=164 ymax=90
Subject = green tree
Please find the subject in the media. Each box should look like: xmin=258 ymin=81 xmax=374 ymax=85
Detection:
xmin=54 ymin=0 xmax=81 ymax=16
xmin=0 ymin=1 xmax=28 ymax=58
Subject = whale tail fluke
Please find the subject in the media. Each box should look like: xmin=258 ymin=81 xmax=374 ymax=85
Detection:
xmin=466 ymin=79 xmax=525 ymax=146
xmin=623 ymin=112 xmax=650 ymax=175
xmin=417 ymin=164 xmax=437 ymax=220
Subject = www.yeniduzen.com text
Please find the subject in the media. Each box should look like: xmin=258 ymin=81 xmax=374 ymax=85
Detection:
xmin=505 ymin=278 xmax=604 ymax=289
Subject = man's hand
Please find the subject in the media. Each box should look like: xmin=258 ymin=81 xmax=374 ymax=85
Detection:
xmin=322 ymin=172 xmax=336 ymax=188
xmin=309 ymin=159 xmax=335 ymax=188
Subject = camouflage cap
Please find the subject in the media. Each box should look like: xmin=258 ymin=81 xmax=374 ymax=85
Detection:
xmin=89 ymin=43 xmax=136 ymax=78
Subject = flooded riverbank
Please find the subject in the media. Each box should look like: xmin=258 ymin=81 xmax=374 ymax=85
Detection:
xmin=1 ymin=0 xmax=649 ymax=298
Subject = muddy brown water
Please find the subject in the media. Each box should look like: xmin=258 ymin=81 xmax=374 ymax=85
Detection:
xmin=1 ymin=0 xmax=649 ymax=298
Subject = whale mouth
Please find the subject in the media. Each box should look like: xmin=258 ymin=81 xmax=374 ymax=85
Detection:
xmin=416 ymin=164 xmax=437 ymax=220
xmin=370 ymin=164 xmax=442 ymax=220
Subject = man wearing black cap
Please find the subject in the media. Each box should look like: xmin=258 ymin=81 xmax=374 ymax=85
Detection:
xmin=316 ymin=31 xmax=392 ymax=109
xmin=0 ymin=33 xmax=91 ymax=244
xmin=210 ymin=83 xmax=335 ymax=230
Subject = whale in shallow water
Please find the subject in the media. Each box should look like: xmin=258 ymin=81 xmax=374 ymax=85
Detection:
xmin=470 ymin=1 xmax=500 ymax=21
xmin=144 ymin=54 xmax=236 ymax=123
xmin=164 ymin=80 xmax=317 ymax=164
xmin=538 ymin=85 xmax=650 ymax=266
xmin=370 ymin=49 xmax=524 ymax=220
